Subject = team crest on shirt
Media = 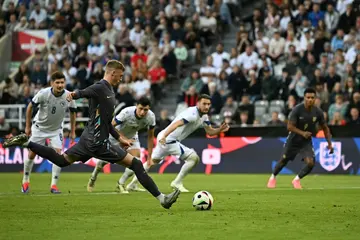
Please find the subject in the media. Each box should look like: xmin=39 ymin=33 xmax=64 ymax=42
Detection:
xmin=60 ymin=101 xmax=66 ymax=107
xmin=313 ymin=117 xmax=317 ymax=122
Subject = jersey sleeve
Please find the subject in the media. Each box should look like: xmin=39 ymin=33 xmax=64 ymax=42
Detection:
xmin=114 ymin=109 xmax=127 ymax=125
xmin=288 ymin=106 xmax=299 ymax=124
xmin=69 ymin=99 xmax=77 ymax=112
xmin=202 ymin=114 xmax=211 ymax=126
xmin=182 ymin=111 xmax=198 ymax=124
xmin=73 ymin=83 xmax=100 ymax=99
xmin=317 ymin=108 xmax=326 ymax=125
xmin=148 ymin=113 xmax=156 ymax=129
xmin=31 ymin=90 xmax=45 ymax=106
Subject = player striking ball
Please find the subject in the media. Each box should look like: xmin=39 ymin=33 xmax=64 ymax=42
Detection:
xmin=87 ymin=97 xmax=156 ymax=193
xmin=4 ymin=60 xmax=180 ymax=209
xmin=126 ymin=94 xmax=230 ymax=192
xmin=22 ymin=71 xmax=77 ymax=194
xmin=267 ymin=88 xmax=334 ymax=189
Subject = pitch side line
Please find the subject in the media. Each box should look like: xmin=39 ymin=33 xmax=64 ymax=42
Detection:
xmin=0 ymin=186 xmax=359 ymax=197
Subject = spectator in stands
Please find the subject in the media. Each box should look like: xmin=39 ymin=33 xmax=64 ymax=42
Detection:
xmin=203 ymin=82 xmax=222 ymax=114
xmin=284 ymin=95 xmax=297 ymax=118
xmin=268 ymin=30 xmax=285 ymax=63
xmin=228 ymin=65 xmax=248 ymax=101
xmin=14 ymin=16 xmax=28 ymax=31
xmin=200 ymin=56 xmax=217 ymax=84
xmin=199 ymin=7 xmax=217 ymax=46
xmin=346 ymin=92 xmax=360 ymax=119
xmin=268 ymin=111 xmax=285 ymax=126
xmin=100 ymin=21 xmax=117 ymax=45
xmin=180 ymin=70 xmax=203 ymax=96
xmin=261 ymin=67 xmax=278 ymax=101
xmin=29 ymin=3 xmax=47 ymax=29
xmin=131 ymin=72 xmax=151 ymax=100
xmin=237 ymin=111 xmax=250 ymax=127
xmin=0 ymin=116 xmax=10 ymax=132
xmin=180 ymin=85 xmax=198 ymax=107
xmin=220 ymin=96 xmax=237 ymax=119
xmin=347 ymin=107 xmax=360 ymax=125
xmin=148 ymin=60 xmax=166 ymax=101
xmin=278 ymin=68 xmax=292 ymax=101
xmin=130 ymin=22 xmax=145 ymax=49
xmin=289 ymin=69 xmax=308 ymax=100
xmin=330 ymin=111 xmax=347 ymax=126
xmin=156 ymin=109 xmax=171 ymax=133
xmin=211 ymin=43 xmax=230 ymax=69
xmin=116 ymin=84 xmax=135 ymax=108
xmin=338 ymin=4 xmax=356 ymax=34
xmin=325 ymin=4 xmax=339 ymax=34
xmin=330 ymin=82 xmax=345 ymax=103
xmin=328 ymin=94 xmax=348 ymax=123
xmin=174 ymin=40 xmax=188 ymax=78
xmin=86 ymin=0 xmax=101 ymax=23
xmin=18 ymin=74 xmax=35 ymax=97
xmin=17 ymin=85 xmax=32 ymax=106
xmin=0 ymin=77 xmax=18 ymax=104
xmin=237 ymin=94 xmax=255 ymax=124
xmin=237 ymin=45 xmax=258 ymax=75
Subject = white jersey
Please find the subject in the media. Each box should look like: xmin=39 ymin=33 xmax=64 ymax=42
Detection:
xmin=32 ymin=87 xmax=77 ymax=132
xmin=111 ymin=106 xmax=156 ymax=141
xmin=165 ymin=106 xmax=210 ymax=142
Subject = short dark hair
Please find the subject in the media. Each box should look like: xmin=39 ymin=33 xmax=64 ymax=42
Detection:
xmin=304 ymin=87 xmax=316 ymax=95
xmin=198 ymin=94 xmax=211 ymax=102
xmin=105 ymin=60 xmax=125 ymax=72
xmin=51 ymin=71 xmax=65 ymax=81
xmin=137 ymin=96 xmax=151 ymax=107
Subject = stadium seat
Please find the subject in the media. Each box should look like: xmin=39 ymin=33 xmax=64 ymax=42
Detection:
xmin=255 ymin=100 xmax=269 ymax=108
xmin=255 ymin=106 xmax=267 ymax=119
xmin=270 ymin=100 xmax=285 ymax=109
xmin=269 ymin=106 xmax=283 ymax=114
xmin=261 ymin=113 xmax=271 ymax=124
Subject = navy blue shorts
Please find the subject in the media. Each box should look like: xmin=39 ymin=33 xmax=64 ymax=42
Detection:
xmin=65 ymin=140 xmax=127 ymax=164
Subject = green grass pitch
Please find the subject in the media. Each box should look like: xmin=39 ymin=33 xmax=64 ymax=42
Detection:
xmin=0 ymin=173 xmax=359 ymax=240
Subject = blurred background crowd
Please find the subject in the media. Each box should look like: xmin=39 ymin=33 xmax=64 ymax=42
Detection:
xmin=1 ymin=0 xmax=360 ymax=136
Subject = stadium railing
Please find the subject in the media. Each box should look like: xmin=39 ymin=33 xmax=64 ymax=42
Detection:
xmin=0 ymin=104 xmax=90 ymax=130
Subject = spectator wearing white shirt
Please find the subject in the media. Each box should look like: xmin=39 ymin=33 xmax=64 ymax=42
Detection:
xmin=14 ymin=16 xmax=28 ymax=31
xmin=216 ymin=59 xmax=232 ymax=78
xmin=211 ymin=43 xmax=230 ymax=69
xmin=254 ymin=30 xmax=270 ymax=54
xmin=165 ymin=0 xmax=183 ymax=18
xmin=280 ymin=9 xmax=292 ymax=32
xmin=129 ymin=22 xmax=145 ymax=49
xmin=86 ymin=0 xmax=101 ymax=23
xmin=113 ymin=9 xmax=130 ymax=31
xmin=200 ymin=56 xmax=217 ymax=84
xmin=29 ymin=3 xmax=47 ymax=28
xmin=87 ymin=36 xmax=105 ymax=62
xmin=100 ymin=21 xmax=117 ymax=45
xmin=199 ymin=7 xmax=217 ymax=46
xmin=325 ymin=4 xmax=339 ymax=34
xmin=131 ymin=72 xmax=151 ymax=100
xmin=236 ymin=45 xmax=259 ymax=74
xmin=345 ymin=40 xmax=360 ymax=64
xmin=268 ymin=31 xmax=286 ymax=62
xmin=300 ymin=29 xmax=314 ymax=52
xmin=285 ymin=31 xmax=301 ymax=53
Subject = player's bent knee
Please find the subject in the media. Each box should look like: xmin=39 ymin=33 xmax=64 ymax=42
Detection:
xmin=305 ymin=158 xmax=315 ymax=168
xmin=185 ymin=152 xmax=200 ymax=164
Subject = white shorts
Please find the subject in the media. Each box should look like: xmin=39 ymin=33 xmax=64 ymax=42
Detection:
xmin=29 ymin=125 xmax=63 ymax=149
xmin=151 ymin=133 xmax=195 ymax=161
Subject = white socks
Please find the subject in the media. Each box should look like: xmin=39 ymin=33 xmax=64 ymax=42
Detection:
xmin=23 ymin=158 xmax=34 ymax=184
xmin=51 ymin=164 xmax=61 ymax=186
xmin=127 ymin=161 xmax=151 ymax=186
xmin=172 ymin=159 xmax=197 ymax=185
xmin=119 ymin=168 xmax=135 ymax=185
xmin=91 ymin=160 xmax=108 ymax=180
xmin=294 ymin=175 xmax=300 ymax=181
xmin=156 ymin=193 xmax=165 ymax=202
xmin=270 ymin=174 xmax=276 ymax=179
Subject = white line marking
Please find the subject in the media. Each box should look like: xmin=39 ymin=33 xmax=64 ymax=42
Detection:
xmin=0 ymin=187 xmax=359 ymax=197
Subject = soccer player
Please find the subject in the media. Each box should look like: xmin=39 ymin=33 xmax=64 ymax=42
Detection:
xmin=4 ymin=60 xmax=179 ymax=209
xmin=126 ymin=94 xmax=230 ymax=192
xmin=267 ymin=88 xmax=334 ymax=189
xmin=87 ymin=97 xmax=156 ymax=193
xmin=22 ymin=71 xmax=77 ymax=194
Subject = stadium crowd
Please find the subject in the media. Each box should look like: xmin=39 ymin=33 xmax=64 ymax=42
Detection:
xmin=0 ymin=0 xmax=360 ymax=134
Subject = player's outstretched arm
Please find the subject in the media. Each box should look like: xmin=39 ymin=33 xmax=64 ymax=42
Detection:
xmin=204 ymin=122 xmax=230 ymax=136
xmin=158 ymin=119 xmax=185 ymax=144
xmin=67 ymin=84 xmax=99 ymax=101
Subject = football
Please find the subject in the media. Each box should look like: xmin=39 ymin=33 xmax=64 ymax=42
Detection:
xmin=192 ymin=191 xmax=214 ymax=210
